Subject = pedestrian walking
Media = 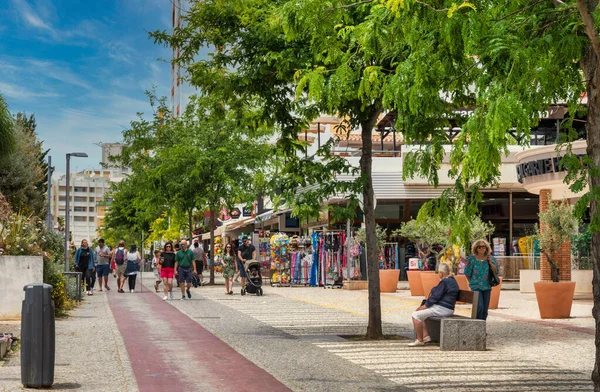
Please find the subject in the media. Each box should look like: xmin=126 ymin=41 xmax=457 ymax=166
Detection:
xmin=465 ymin=239 xmax=500 ymax=320
xmin=237 ymin=236 xmax=256 ymax=292
xmin=125 ymin=244 xmax=142 ymax=293
xmin=75 ymin=239 xmax=96 ymax=296
xmin=191 ymin=238 xmax=207 ymax=284
xmin=152 ymin=249 xmax=162 ymax=292
xmin=174 ymin=240 xmax=197 ymax=300
xmin=408 ymin=263 xmax=459 ymax=346
xmin=160 ymin=242 xmax=176 ymax=300
xmin=95 ymin=238 xmax=111 ymax=291
xmin=111 ymin=240 xmax=128 ymax=293
xmin=222 ymin=243 xmax=236 ymax=295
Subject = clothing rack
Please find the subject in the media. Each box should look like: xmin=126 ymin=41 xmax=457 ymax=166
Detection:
xmin=380 ymin=242 xmax=399 ymax=270
xmin=317 ymin=231 xmax=346 ymax=288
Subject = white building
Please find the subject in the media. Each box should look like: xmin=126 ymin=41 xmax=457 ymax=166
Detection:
xmin=51 ymin=143 xmax=128 ymax=244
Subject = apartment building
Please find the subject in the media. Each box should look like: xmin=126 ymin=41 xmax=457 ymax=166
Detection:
xmin=51 ymin=143 xmax=127 ymax=244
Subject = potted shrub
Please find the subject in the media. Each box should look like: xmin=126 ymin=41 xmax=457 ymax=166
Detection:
xmin=534 ymin=195 xmax=577 ymax=319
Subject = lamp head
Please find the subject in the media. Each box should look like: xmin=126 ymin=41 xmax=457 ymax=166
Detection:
xmin=68 ymin=152 xmax=88 ymax=158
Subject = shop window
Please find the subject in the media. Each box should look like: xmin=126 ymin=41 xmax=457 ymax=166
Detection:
xmin=375 ymin=204 xmax=404 ymax=220
xmin=285 ymin=212 xmax=299 ymax=228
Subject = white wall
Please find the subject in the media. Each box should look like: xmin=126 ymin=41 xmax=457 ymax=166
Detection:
xmin=0 ymin=256 xmax=43 ymax=320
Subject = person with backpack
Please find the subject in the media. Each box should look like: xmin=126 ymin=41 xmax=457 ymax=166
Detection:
xmin=125 ymin=244 xmax=142 ymax=293
xmin=191 ymin=238 xmax=207 ymax=285
xmin=75 ymin=239 xmax=96 ymax=296
xmin=111 ymin=240 xmax=128 ymax=293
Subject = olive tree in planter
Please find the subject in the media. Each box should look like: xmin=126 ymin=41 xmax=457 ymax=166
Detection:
xmin=534 ymin=197 xmax=578 ymax=319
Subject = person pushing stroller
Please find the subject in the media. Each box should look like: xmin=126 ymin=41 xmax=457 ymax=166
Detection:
xmin=237 ymin=236 xmax=256 ymax=292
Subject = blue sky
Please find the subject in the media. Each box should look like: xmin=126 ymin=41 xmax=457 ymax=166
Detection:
xmin=0 ymin=0 xmax=182 ymax=173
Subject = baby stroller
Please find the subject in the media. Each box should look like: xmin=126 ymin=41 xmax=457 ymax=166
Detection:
xmin=241 ymin=261 xmax=263 ymax=296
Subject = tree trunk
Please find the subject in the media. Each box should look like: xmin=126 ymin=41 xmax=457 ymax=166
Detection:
xmin=360 ymin=108 xmax=383 ymax=340
xmin=188 ymin=208 xmax=193 ymax=240
xmin=580 ymin=33 xmax=600 ymax=389
xmin=209 ymin=208 xmax=216 ymax=285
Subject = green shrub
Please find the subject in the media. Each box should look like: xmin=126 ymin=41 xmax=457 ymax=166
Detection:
xmin=43 ymin=255 xmax=72 ymax=317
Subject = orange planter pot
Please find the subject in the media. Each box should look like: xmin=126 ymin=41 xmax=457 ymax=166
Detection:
xmin=455 ymin=275 xmax=470 ymax=291
xmin=534 ymin=281 xmax=576 ymax=319
xmin=489 ymin=277 xmax=503 ymax=310
xmin=407 ymin=271 xmax=424 ymax=296
xmin=420 ymin=272 xmax=440 ymax=299
xmin=379 ymin=269 xmax=400 ymax=293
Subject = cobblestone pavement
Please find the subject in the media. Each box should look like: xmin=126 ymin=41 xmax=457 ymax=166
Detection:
xmin=0 ymin=282 xmax=137 ymax=392
xmin=0 ymin=272 xmax=595 ymax=391
xmin=182 ymin=275 xmax=594 ymax=391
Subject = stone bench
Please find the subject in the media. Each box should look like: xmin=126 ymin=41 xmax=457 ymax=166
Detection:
xmin=425 ymin=290 xmax=486 ymax=351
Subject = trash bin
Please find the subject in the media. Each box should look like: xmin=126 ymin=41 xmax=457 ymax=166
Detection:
xmin=21 ymin=283 xmax=55 ymax=388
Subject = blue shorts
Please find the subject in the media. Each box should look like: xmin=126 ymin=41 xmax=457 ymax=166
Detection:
xmin=96 ymin=264 xmax=110 ymax=277
xmin=236 ymin=260 xmax=247 ymax=278
xmin=178 ymin=267 xmax=192 ymax=283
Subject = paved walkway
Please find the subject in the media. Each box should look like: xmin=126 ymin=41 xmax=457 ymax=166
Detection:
xmin=0 ymin=273 xmax=596 ymax=391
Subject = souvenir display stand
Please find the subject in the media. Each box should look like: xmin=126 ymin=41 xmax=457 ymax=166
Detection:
xmin=269 ymin=233 xmax=291 ymax=287
xmin=257 ymin=230 xmax=272 ymax=282
xmin=380 ymin=242 xmax=399 ymax=270
xmin=316 ymin=231 xmax=347 ymax=288
xmin=213 ymin=237 xmax=223 ymax=274
xmin=289 ymin=236 xmax=314 ymax=285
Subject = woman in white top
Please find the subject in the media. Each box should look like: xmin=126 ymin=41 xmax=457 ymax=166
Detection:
xmin=124 ymin=244 xmax=142 ymax=293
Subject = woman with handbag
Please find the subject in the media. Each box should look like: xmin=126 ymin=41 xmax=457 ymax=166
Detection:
xmin=465 ymin=239 xmax=500 ymax=320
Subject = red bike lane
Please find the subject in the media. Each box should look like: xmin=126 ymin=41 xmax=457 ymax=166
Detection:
xmin=107 ymin=289 xmax=291 ymax=392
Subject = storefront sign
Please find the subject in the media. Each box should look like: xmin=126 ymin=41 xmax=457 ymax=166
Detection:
xmin=230 ymin=208 xmax=241 ymax=219
xmin=516 ymin=154 xmax=584 ymax=182
xmin=242 ymin=207 xmax=253 ymax=217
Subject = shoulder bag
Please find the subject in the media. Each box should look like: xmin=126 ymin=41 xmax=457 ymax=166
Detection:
xmin=488 ymin=259 xmax=500 ymax=287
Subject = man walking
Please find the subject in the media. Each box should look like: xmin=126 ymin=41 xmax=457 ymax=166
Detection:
xmin=174 ymin=240 xmax=197 ymax=300
xmin=191 ymin=238 xmax=207 ymax=284
xmin=237 ymin=236 xmax=256 ymax=292
xmin=95 ymin=239 xmax=111 ymax=291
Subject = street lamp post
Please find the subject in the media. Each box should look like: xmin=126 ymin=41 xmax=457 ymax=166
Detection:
xmin=64 ymin=152 xmax=88 ymax=273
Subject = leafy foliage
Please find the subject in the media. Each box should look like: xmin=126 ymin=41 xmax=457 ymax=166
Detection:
xmin=0 ymin=113 xmax=49 ymax=218
xmin=0 ymin=92 xmax=15 ymax=157
xmin=536 ymin=197 xmax=577 ymax=282
xmin=0 ymin=211 xmax=42 ymax=255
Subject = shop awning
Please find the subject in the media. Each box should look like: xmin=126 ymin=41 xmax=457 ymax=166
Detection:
xmin=224 ymin=216 xmax=255 ymax=232
xmin=200 ymin=226 xmax=224 ymax=241
xmin=254 ymin=210 xmax=273 ymax=223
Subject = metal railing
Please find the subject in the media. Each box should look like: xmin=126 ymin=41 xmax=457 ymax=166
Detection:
xmin=62 ymin=272 xmax=83 ymax=302
xmin=494 ymin=254 xmax=540 ymax=281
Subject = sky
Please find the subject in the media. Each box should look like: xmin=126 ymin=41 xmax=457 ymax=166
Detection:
xmin=0 ymin=0 xmax=183 ymax=173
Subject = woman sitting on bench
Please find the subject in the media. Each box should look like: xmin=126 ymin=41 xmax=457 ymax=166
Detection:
xmin=408 ymin=263 xmax=459 ymax=346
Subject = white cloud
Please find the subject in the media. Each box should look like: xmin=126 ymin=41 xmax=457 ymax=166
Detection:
xmin=26 ymin=60 xmax=92 ymax=89
xmin=0 ymin=82 xmax=60 ymax=100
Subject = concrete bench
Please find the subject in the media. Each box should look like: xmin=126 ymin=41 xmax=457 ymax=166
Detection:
xmin=425 ymin=290 xmax=486 ymax=351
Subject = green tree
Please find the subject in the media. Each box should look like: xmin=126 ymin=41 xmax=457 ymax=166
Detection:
xmin=112 ymin=93 xmax=272 ymax=284
xmin=0 ymin=92 xmax=15 ymax=158
xmin=0 ymin=113 xmax=48 ymax=217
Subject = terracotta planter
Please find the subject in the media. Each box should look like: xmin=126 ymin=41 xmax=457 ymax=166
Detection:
xmin=534 ymin=281 xmax=576 ymax=319
xmin=421 ymin=272 xmax=440 ymax=299
xmin=489 ymin=277 xmax=503 ymax=309
xmin=379 ymin=269 xmax=400 ymax=293
xmin=455 ymin=275 xmax=470 ymax=291
xmin=407 ymin=271 xmax=424 ymax=296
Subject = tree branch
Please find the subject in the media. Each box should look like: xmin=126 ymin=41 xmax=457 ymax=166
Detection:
xmin=576 ymin=0 xmax=600 ymax=57
xmin=493 ymin=0 xmax=548 ymax=22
